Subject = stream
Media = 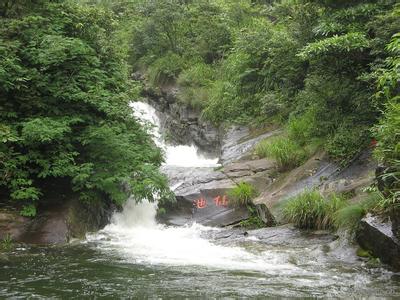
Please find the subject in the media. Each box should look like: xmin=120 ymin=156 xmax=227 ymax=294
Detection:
xmin=1 ymin=102 xmax=400 ymax=298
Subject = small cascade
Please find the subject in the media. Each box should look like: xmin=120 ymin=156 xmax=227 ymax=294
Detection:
xmin=130 ymin=101 xmax=219 ymax=168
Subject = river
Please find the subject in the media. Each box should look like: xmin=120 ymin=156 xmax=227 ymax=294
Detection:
xmin=1 ymin=102 xmax=400 ymax=298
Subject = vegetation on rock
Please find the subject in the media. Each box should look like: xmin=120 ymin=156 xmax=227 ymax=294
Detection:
xmin=228 ymin=182 xmax=258 ymax=207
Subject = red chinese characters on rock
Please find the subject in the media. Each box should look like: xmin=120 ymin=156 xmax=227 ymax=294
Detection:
xmin=195 ymin=198 xmax=207 ymax=209
xmin=214 ymin=195 xmax=229 ymax=207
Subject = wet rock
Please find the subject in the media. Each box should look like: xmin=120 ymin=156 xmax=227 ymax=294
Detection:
xmin=320 ymin=177 xmax=373 ymax=197
xmin=13 ymin=198 xmax=113 ymax=245
xmin=161 ymin=159 xmax=274 ymax=227
xmin=254 ymin=151 xmax=338 ymax=222
xmin=208 ymin=224 xmax=335 ymax=247
xmin=255 ymin=149 xmax=377 ymax=224
xmin=0 ymin=209 xmax=30 ymax=241
xmin=223 ymin=159 xmax=274 ymax=174
xmin=357 ymin=214 xmax=400 ymax=270
xmin=391 ymin=210 xmax=400 ymax=240
xmin=143 ymin=86 xmax=221 ymax=154
xmin=219 ymin=126 xmax=281 ymax=164
xmin=255 ymin=203 xmax=276 ymax=226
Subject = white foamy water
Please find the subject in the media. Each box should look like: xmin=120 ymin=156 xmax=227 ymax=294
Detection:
xmin=130 ymin=102 xmax=219 ymax=168
xmin=88 ymin=200 xmax=297 ymax=271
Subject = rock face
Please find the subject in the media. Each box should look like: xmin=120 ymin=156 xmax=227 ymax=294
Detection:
xmin=144 ymin=86 xmax=221 ymax=154
xmin=0 ymin=209 xmax=30 ymax=241
xmin=357 ymin=214 xmax=400 ymax=270
xmin=219 ymin=126 xmax=280 ymax=165
xmin=0 ymin=198 xmax=113 ymax=244
xmin=254 ymin=151 xmax=338 ymax=222
xmin=254 ymin=149 xmax=377 ymax=223
xmin=161 ymin=158 xmax=274 ymax=226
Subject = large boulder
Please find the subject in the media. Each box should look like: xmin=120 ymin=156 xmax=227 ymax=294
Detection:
xmin=0 ymin=209 xmax=30 ymax=241
xmin=161 ymin=159 xmax=275 ymax=227
xmin=357 ymin=214 xmax=400 ymax=270
xmin=0 ymin=198 xmax=113 ymax=245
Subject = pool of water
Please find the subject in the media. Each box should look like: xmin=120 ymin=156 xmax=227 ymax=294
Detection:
xmin=1 ymin=228 xmax=400 ymax=299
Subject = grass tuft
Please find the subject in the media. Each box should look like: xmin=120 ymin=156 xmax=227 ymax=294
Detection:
xmin=228 ymin=182 xmax=258 ymax=207
xmin=255 ymin=136 xmax=307 ymax=171
xmin=283 ymin=190 xmax=347 ymax=230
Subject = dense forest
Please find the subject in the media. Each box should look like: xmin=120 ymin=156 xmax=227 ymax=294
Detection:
xmin=0 ymin=0 xmax=399 ymax=216
xmin=0 ymin=0 xmax=172 ymax=216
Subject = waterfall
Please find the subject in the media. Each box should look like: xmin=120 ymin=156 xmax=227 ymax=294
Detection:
xmin=130 ymin=101 xmax=219 ymax=168
xmin=87 ymin=101 xmax=293 ymax=270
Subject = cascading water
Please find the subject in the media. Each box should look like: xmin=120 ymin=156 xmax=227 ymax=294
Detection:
xmin=2 ymin=101 xmax=399 ymax=298
xmin=87 ymin=101 xmax=276 ymax=270
xmin=130 ymin=101 xmax=219 ymax=168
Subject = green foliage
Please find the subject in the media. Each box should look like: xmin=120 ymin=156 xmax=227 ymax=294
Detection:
xmin=283 ymin=190 xmax=327 ymax=229
xmin=356 ymin=247 xmax=373 ymax=258
xmin=156 ymin=207 xmax=166 ymax=218
xmin=0 ymin=234 xmax=13 ymax=252
xmin=20 ymin=204 xmax=37 ymax=217
xmin=239 ymin=216 xmax=265 ymax=229
xmin=105 ymin=0 xmax=399 ymax=171
xmin=373 ymin=33 xmax=400 ymax=204
xmin=238 ymin=204 xmax=265 ymax=229
xmin=284 ymin=189 xmax=385 ymax=232
xmin=148 ymin=52 xmax=185 ymax=86
xmin=283 ymin=190 xmax=347 ymax=230
xmin=0 ymin=1 xmax=172 ymax=215
xmin=256 ymin=136 xmax=307 ymax=171
xmin=287 ymin=110 xmax=316 ymax=147
xmin=325 ymin=124 xmax=369 ymax=162
xmin=228 ymin=182 xmax=258 ymax=207
xmin=334 ymin=191 xmax=383 ymax=232
xmin=177 ymin=62 xmax=214 ymax=109
xmin=298 ymin=32 xmax=370 ymax=60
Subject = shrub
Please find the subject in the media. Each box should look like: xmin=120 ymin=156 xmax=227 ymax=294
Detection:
xmin=373 ymin=101 xmax=400 ymax=203
xmin=287 ymin=110 xmax=316 ymax=146
xmin=177 ymin=62 xmax=214 ymax=87
xmin=148 ymin=52 xmax=185 ymax=86
xmin=323 ymin=193 xmax=348 ymax=228
xmin=176 ymin=62 xmax=215 ymax=109
xmin=325 ymin=123 xmax=369 ymax=163
xmin=283 ymin=190 xmax=326 ymax=229
xmin=255 ymin=136 xmax=307 ymax=171
xmin=334 ymin=204 xmax=365 ymax=233
xmin=178 ymin=86 xmax=210 ymax=110
xmin=228 ymin=182 xmax=258 ymax=207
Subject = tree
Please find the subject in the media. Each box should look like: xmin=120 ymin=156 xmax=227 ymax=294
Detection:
xmin=0 ymin=1 xmax=172 ymax=216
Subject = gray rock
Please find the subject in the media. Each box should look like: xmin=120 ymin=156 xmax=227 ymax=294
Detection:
xmin=161 ymin=159 xmax=274 ymax=227
xmin=143 ymin=87 xmax=221 ymax=154
xmin=9 ymin=198 xmax=114 ymax=245
xmin=0 ymin=210 xmax=30 ymax=241
xmin=357 ymin=214 xmax=400 ymax=270
xmin=255 ymin=203 xmax=276 ymax=226
xmin=219 ymin=126 xmax=281 ymax=164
